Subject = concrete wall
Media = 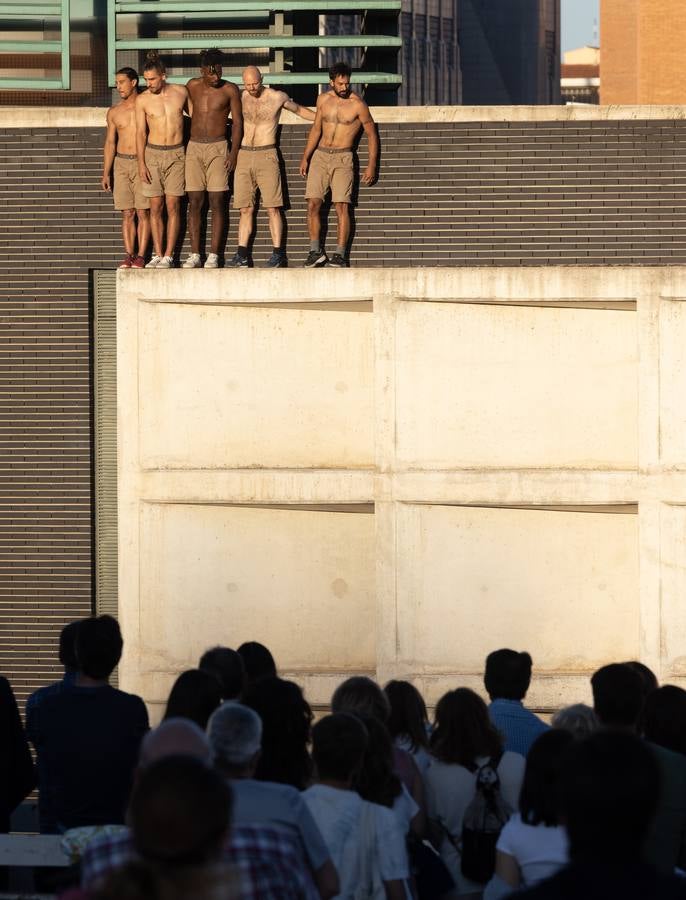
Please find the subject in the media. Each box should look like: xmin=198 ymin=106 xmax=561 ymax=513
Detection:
xmin=117 ymin=266 xmax=686 ymax=718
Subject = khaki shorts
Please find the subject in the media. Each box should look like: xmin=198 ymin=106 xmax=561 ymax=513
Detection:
xmin=305 ymin=147 xmax=354 ymax=204
xmin=233 ymin=146 xmax=283 ymax=210
xmin=185 ymin=139 xmax=228 ymax=193
xmin=113 ymin=155 xmax=150 ymax=211
xmin=143 ymin=145 xmax=185 ymax=198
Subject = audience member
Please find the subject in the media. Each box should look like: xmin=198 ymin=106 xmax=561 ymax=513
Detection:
xmin=242 ymin=677 xmax=313 ymax=790
xmin=426 ymin=687 xmax=525 ymax=897
xmin=484 ymin=649 xmax=548 ymax=756
xmin=28 ymin=615 xmax=149 ymax=831
xmin=199 ymin=646 xmax=245 ymax=700
xmin=82 ymin=719 xmax=323 ymax=899
xmin=163 ymin=669 xmax=222 ymax=730
xmin=92 ymin=755 xmax=240 ymax=900
xmin=550 ymin=703 xmax=598 ymax=740
xmin=592 ymin=662 xmax=686 ymax=875
xmin=625 ymin=660 xmax=659 ymax=697
xmin=384 ymin=679 xmax=432 ymax=775
xmin=513 ymin=731 xmax=686 ymax=899
xmin=237 ymin=642 xmax=277 ymax=687
xmin=484 ymin=729 xmax=572 ymax=899
xmin=643 ymin=685 xmax=686 ymax=757
xmin=304 ymin=713 xmax=408 ymax=900
xmin=208 ymin=701 xmax=338 ymax=899
xmin=0 ymin=676 xmax=34 ymax=833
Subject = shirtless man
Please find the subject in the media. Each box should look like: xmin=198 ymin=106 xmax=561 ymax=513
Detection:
xmin=183 ymin=49 xmax=243 ymax=269
xmin=226 ymin=65 xmax=315 ymax=268
xmin=101 ymin=67 xmax=150 ymax=268
xmin=135 ymin=51 xmax=188 ymax=268
xmin=299 ymin=61 xmax=378 ymax=268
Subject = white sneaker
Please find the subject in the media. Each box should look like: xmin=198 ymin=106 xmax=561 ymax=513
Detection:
xmin=183 ymin=253 xmax=201 ymax=269
xmin=145 ymin=255 xmax=162 ymax=268
xmin=204 ymin=253 xmax=220 ymax=269
xmin=157 ymin=256 xmax=174 ymax=269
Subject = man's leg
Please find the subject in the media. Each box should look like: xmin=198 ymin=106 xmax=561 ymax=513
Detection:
xmin=121 ymin=208 xmax=136 ymax=257
xmin=226 ymin=206 xmax=254 ymax=267
xmin=136 ymin=209 xmax=150 ymax=260
xmin=186 ymin=191 xmax=205 ymax=255
xmin=149 ymin=196 xmax=165 ymax=258
xmin=307 ymin=197 xmax=323 ymax=246
xmin=164 ymin=194 xmax=181 ymax=259
xmin=334 ymin=202 xmax=351 ymax=250
xmin=266 ymin=207 xmax=283 ymax=251
xmin=208 ymin=191 xmax=227 ymax=256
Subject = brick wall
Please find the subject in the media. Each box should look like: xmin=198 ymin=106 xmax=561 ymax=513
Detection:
xmin=0 ymin=113 xmax=685 ymax=707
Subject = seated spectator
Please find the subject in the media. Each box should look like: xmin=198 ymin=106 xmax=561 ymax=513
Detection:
xmin=483 ymin=729 xmax=572 ymax=899
xmin=643 ymin=686 xmax=686 ymax=757
xmin=28 ymin=615 xmax=149 ymax=831
xmin=237 ymin=642 xmax=277 ymax=687
xmin=208 ymin=701 xmax=338 ymax=899
xmin=0 ymin=676 xmax=34 ymax=833
xmin=484 ymin=649 xmax=548 ymax=756
xmin=592 ymin=662 xmax=686 ymax=875
xmin=425 ymin=687 xmax=525 ymax=897
xmin=625 ymin=660 xmax=659 ymax=735
xmin=384 ymin=679 xmax=432 ymax=775
xmin=550 ymin=703 xmax=598 ymax=740
xmin=82 ymin=718 xmax=323 ymax=900
xmin=513 ymin=731 xmax=686 ymax=899
xmin=304 ymin=713 xmax=408 ymax=900
xmin=92 ymin=755 xmax=240 ymax=900
xmin=242 ymin=677 xmax=313 ymax=790
xmin=163 ymin=669 xmax=222 ymax=730
xmin=199 ymin=647 xmax=245 ymax=700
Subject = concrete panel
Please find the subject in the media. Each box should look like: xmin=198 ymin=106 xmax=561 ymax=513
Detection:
xmin=659 ymin=503 xmax=686 ymax=677
xmin=395 ymin=504 xmax=640 ymax=673
xmin=659 ymin=300 xmax=686 ymax=469
xmin=136 ymin=502 xmax=376 ymax=686
xmin=394 ymin=302 xmax=637 ymax=470
xmin=137 ymin=302 xmax=374 ymax=470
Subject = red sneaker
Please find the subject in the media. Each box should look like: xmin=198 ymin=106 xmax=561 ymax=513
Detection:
xmin=131 ymin=256 xmax=145 ymax=269
xmin=119 ymin=255 xmax=133 ymax=268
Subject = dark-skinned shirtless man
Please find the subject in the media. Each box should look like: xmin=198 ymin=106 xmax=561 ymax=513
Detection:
xmin=226 ymin=65 xmax=314 ymax=268
xmin=299 ymin=61 xmax=378 ymax=268
xmin=102 ymin=66 xmax=150 ymax=268
xmin=183 ymin=49 xmax=243 ymax=269
xmin=136 ymin=51 xmax=188 ymax=268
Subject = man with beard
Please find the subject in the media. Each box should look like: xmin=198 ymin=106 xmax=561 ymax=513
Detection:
xmin=183 ymin=49 xmax=243 ymax=269
xmin=136 ymin=51 xmax=189 ymax=268
xmin=226 ymin=65 xmax=314 ymax=268
xmin=101 ymin=68 xmax=150 ymax=268
xmin=299 ymin=61 xmax=378 ymax=268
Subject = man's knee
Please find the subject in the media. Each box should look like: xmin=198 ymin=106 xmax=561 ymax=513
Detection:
xmin=207 ymin=192 xmax=226 ymax=212
xmin=122 ymin=208 xmax=136 ymax=222
xmin=187 ymin=191 xmax=205 ymax=211
xmin=165 ymin=195 xmax=181 ymax=213
xmin=307 ymin=198 xmax=323 ymax=214
xmin=266 ymin=206 xmax=282 ymax=218
xmin=239 ymin=206 xmax=255 ymax=217
xmin=136 ymin=208 xmax=150 ymax=221
xmin=334 ymin=201 xmax=349 ymax=217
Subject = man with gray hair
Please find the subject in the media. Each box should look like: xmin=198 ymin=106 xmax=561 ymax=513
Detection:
xmin=208 ymin=702 xmax=339 ymax=898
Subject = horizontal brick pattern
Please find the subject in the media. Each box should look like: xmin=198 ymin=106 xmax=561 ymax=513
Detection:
xmin=0 ymin=116 xmax=684 ymax=705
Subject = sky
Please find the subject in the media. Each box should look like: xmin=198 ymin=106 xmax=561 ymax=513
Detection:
xmin=561 ymin=0 xmax=599 ymax=53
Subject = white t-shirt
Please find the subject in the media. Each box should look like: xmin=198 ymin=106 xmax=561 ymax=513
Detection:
xmin=496 ymin=812 xmax=568 ymax=887
xmin=392 ymin=784 xmax=420 ymax=836
xmin=303 ymin=784 xmax=409 ymax=899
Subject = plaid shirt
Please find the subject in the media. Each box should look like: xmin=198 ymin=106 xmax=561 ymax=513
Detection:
xmin=81 ymin=823 xmax=320 ymax=900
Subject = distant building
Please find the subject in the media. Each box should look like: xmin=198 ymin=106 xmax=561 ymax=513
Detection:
xmin=457 ymin=0 xmax=560 ymax=105
xmin=601 ymin=0 xmax=686 ymax=104
xmin=561 ymin=45 xmax=599 ymax=104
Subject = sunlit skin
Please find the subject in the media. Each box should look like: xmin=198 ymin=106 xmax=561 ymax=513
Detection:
xmin=236 ymin=65 xmax=315 ymax=251
xmin=185 ymin=61 xmax=243 ymax=256
xmin=135 ymin=69 xmax=188 ymax=259
xmin=101 ymin=73 xmax=150 ymax=259
xmin=299 ymin=73 xmax=379 ymax=252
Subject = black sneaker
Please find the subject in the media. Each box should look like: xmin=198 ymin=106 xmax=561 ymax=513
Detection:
xmin=266 ymin=250 xmax=287 ymax=268
xmin=227 ymin=252 xmax=249 ymax=268
xmin=304 ymin=250 xmax=328 ymax=268
xmin=327 ymin=253 xmax=348 ymax=268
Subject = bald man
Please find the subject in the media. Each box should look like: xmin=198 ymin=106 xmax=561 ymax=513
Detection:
xmin=227 ymin=66 xmax=315 ymax=268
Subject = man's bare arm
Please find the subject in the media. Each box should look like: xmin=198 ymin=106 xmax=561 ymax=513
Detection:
xmin=135 ymin=97 xmax=151 ymax=183
xmin=101 ymin=110 xmax=117 ymax=192
xmin=283 ymin=98 xmax=316 ymax=121
xmin=227 ymin=84 xmax=243 ymax=173
xmin=361 ymin=106 xmax=379 ymax=185
xmin=299 ymin=98 xmax=324 ymax=176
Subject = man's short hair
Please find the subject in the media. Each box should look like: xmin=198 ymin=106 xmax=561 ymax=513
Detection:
xmin=329 ymin=61 xmax=352 ymax=81
xmin=312 ymin=713 xmax=368 ymax=782
xmin=591 ymin=663 xmax=644 ymax=728
xmin=143 ymin=50 xmax=165 ymax=75
xmin=484 ymin=649 xmax=532 ymax=701
xmin=59 ymin=620 xmax=82 ymax=671
xmin=208 ymin=701 xmax=262 ymax=770
xmin=116 ymin=66 xmax=139 ymax=85
xmin=560 ymin=731 xmax=659 ymax=862
xmin=199 ymin=646 xmax=245 ymax=700
xmin=199 ymin=47 xmax=223 ymax=69
xmin=75 ymin=615 xmax=123 ymax=680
